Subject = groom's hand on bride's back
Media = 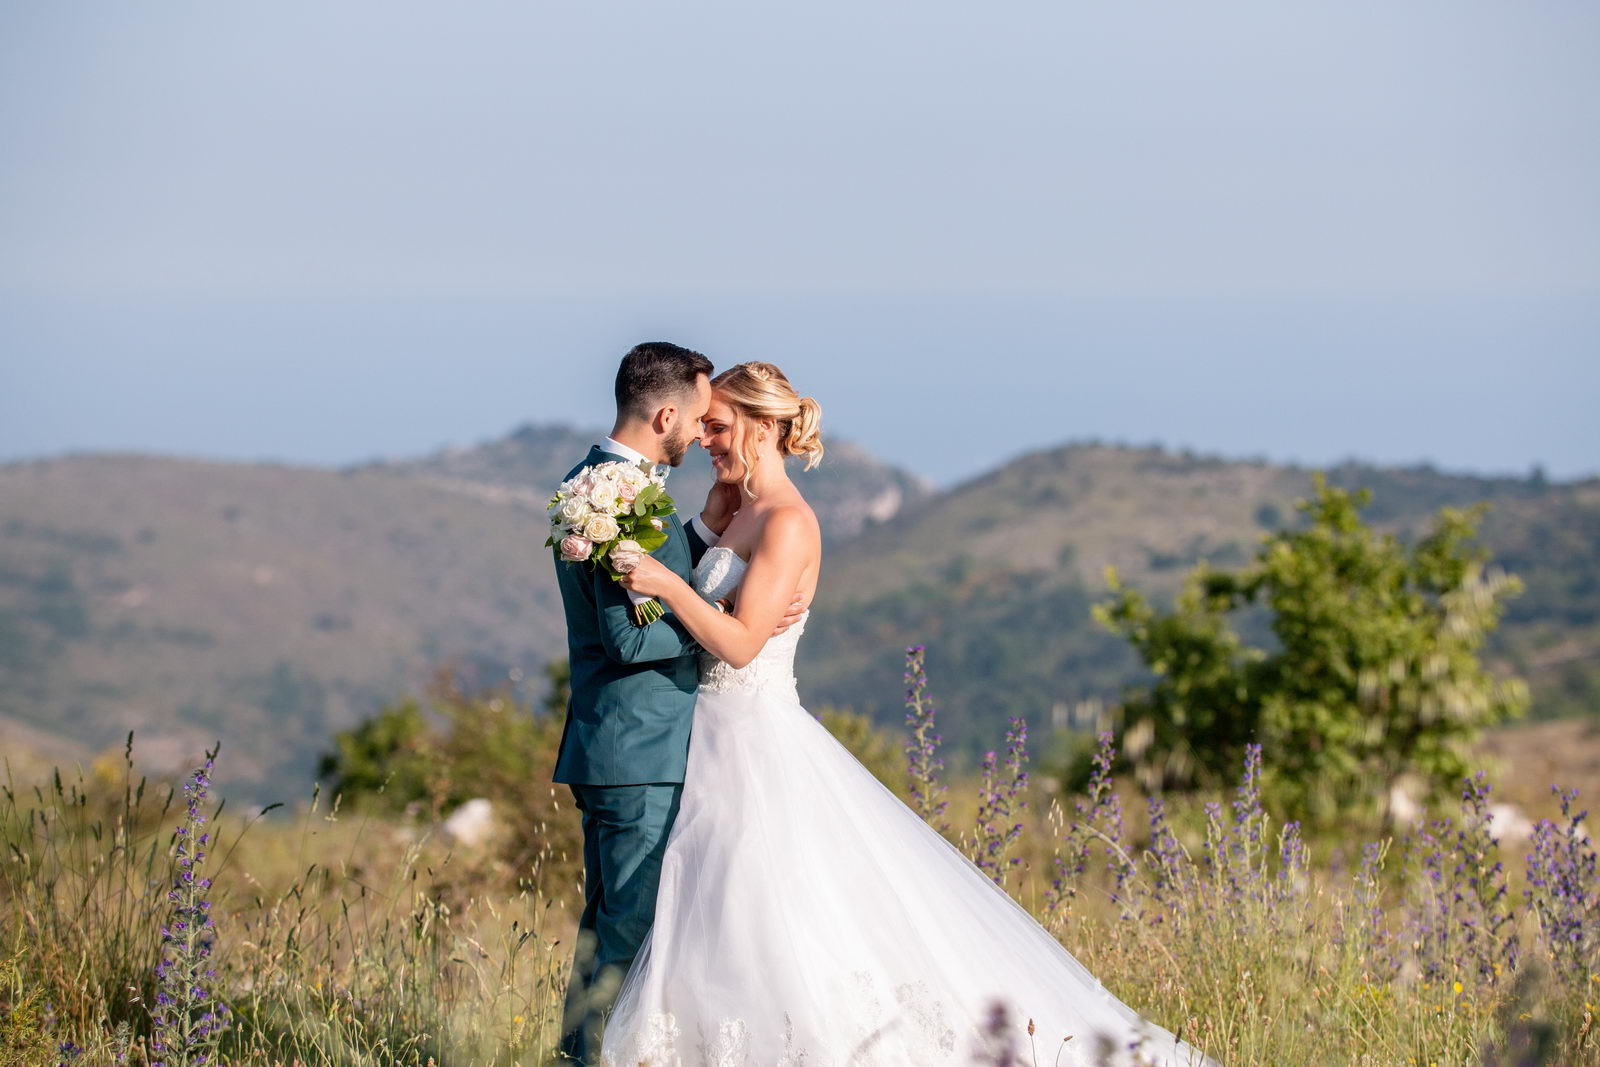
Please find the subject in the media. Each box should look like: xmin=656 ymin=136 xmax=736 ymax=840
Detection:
xmin=773 ymin=592 xmax=808 ymax=636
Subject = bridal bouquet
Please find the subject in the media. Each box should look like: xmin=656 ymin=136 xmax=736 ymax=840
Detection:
xmin=547 ymin=460 xmax=676 ymax=625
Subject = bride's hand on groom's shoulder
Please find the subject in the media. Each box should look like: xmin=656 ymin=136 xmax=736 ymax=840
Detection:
xmin=618 ymin=553 xmax=678 ymax=599
xmin=700 ymin=482 xmax=741 ymax=536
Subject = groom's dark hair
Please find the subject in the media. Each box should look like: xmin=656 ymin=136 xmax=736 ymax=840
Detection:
xmin=614 ymin=342 xmax=714 ymax=422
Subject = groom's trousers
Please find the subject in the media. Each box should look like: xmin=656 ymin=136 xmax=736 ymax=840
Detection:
xmin=559 ymin=781 xmax=684 ymax=1065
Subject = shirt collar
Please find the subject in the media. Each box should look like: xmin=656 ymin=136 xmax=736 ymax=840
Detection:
xmin=600 ymin=436 xmax=654 ymax=469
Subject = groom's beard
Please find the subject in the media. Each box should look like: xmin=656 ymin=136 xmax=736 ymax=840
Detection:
xmin=661 ymin=425 xmax=691 ymax=467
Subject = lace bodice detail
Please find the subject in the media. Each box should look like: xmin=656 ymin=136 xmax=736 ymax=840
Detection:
xmin=693 ymin=546 xmax=808 ymax=698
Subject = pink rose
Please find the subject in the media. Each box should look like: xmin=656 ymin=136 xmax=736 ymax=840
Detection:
xmin=617 ymin=480 xmax=639 ymax=503
xmin=610 ymin=538 xmax=644 ymax=573
xmin=559 ymin=534 xmax=593 ymax=562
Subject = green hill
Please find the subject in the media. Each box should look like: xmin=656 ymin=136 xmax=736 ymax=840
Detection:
xmin=0 ymin=453 xmax=565 ymax=794
xmin=795 ymin=444 xmax=1600 ymax=758
xmin=1 ymin=435 xmax=1593 ymax=800
xmin=0 ymin=427 xmax=930 ymax=800
xmin=370 ymin=422 xmax=933 ymax=543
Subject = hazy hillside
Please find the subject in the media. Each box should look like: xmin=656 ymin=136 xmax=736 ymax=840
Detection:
xmin=370 ymin=422 xmax=934 ymax=543
xmin=1 ymin=435 xmax=1593 ymax=801
xmin=0 ymin=426 xmax=930 ymax=800
xmin=795 ymin=445 xmax=1600 ymax=757
xmin=0 ymin=453 xmax=565 ymax=792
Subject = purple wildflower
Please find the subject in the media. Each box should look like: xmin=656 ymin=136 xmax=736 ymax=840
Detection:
xmin=1275 ymin=820 xmax=1308 ymax=904
xmin=149 ymin=744 xmax=232 ymax=1066
xmin=1524 ymin=785 xmax=1596 ymax=980
xmin=1401 ymin=774 xmax=1518 ymax=984
xmin=974 ymin=718 xmax=1030 ymax=885
xmin=1227 ymin=743 xmax=1267 ymax=902
xmin=1401 ymin=816 xmax=1453 ymax=981
xmin=1190 ymin=744 xmax=1314 ymax=935
xmin=1199 ymin=799 xmax=1227 ymax=889
xmin=969 ymin=1000 xmax=1023 ymax=1067
xmin=1453 ymin=772 xmax=1519 ymax=982
xmin=1143 ymin=793 xmax=1187 ymax=917
xmin=903 ymin=646 xmax=948 ymax=831
xmin=1049 ymin=732 xmax=1132 ymax=913
xmin=1349 ymin=840 xmax=1398 ymax=976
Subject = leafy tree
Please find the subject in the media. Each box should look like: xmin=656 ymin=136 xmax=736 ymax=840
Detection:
xmin=316 ymin=660 xmax=584 ymax=878
xmin=1095 ymin=473 xmax=1529 ymax=819
xmin=314 ymin=697 xmax=435 ymax=809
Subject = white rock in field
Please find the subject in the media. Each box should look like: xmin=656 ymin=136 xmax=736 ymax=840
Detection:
xmin=440 ymin=797 xmax=496 ymax=848
xmin=1486 ymin=802 xmax=1534 ymax=844
xmin=1388 ymin=782 xmax=1422 ymax=826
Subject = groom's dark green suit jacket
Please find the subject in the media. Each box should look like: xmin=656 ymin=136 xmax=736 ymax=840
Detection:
xmin=552 ymin=446 xmax=709 ymax=786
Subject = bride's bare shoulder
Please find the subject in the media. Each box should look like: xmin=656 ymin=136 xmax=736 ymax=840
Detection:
xmin=754 ymin=502 xmax=821 ymax=556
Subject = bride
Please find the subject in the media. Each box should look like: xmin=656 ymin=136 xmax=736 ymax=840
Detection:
xmin=608 ymin=362 xmax=1216 ymax=1067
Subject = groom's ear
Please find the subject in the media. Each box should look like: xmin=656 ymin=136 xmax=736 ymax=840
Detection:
xmin=650 ymin=401 xmax=678 ymax=435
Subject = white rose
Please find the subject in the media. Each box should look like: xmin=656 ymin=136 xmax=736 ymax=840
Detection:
xmin=559 ymin=497 xmax=591 ymax=526
xmin=587 ymin=478 xmax=618 ymax=509
xmin=584 ymin=512 xmax=620 ymax=543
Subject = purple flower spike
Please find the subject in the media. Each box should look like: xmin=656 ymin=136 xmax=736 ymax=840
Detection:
xmin=903 ymin=646 xmax=949 ymax=831
xmin=1524 ymin=785 xmax=1596 ymax=981
xmin=150 ymin=745 xmax=233 ymax=1063
xmin=1048 ymin=732 xmax=1133 ymax=917
xmin=974 ymin=718 xmax=1030 ymax=885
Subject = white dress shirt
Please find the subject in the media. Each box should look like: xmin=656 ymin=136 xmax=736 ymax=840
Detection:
xmin=601 ymin=436 xmax=722 ymax=547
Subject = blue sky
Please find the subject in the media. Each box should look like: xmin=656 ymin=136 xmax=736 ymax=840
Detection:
xmin=2 ymin=3 xmax=1596 ymax=485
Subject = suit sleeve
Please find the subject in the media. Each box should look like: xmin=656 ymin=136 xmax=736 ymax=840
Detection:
xmin=685 ymin=517 xmax=709 ymax=567
xmin=590 ymin=556 xmax=702 ymax=664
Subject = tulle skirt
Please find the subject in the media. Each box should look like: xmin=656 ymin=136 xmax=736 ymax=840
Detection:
xmin=601 ymin=685 xmax=1217 ymax=1067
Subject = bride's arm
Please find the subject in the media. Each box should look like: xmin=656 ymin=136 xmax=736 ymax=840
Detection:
xmin=620 ymin=508 xmax=812 ymax=670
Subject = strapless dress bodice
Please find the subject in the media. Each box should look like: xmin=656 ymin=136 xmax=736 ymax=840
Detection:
xmin=693 ymin=545 xmax=808 ymax=699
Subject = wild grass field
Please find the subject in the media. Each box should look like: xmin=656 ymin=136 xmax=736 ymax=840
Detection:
xmin=3 ymin=660 xmax=1597 ymax=1067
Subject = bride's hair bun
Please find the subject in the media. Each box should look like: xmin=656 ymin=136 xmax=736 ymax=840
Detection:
xmin=785 ymin=396 xmax=824 ymax=471
xmin=709 ymin=362 xmax=826 ymax=488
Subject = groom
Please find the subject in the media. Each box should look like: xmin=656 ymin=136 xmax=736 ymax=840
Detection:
xmin=552 ymin=342 xmax=801 ymax=1063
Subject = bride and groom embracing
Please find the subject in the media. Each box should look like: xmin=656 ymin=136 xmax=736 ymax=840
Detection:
xmin=551 ymin=343 xmax=1216 ymax=1067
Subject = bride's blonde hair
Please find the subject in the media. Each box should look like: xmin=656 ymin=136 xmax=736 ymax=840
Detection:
xmin=709 ymin=361 xmax=824 ymax=496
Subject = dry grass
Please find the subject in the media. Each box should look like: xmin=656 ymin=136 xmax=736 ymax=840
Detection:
xmin=2 ymin=718 xmax=1598 ymax=1065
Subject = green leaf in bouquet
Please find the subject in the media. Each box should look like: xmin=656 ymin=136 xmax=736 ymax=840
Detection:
xmin=633 ymin=497 xmax=649 ymax=517
xmin=637 ymin=484 xmax=661 ymax=508
xmin=633 ymin=527 xmax=668 ymax=553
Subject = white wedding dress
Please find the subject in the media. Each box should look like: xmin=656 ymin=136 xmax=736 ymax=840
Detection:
xmin=600 ymin=547 xmax=1217 ymax=1067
